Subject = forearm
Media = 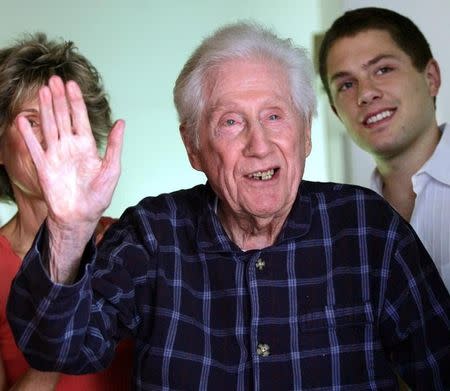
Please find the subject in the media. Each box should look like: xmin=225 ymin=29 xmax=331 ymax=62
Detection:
xmin=6 ymin=221 xmax=138 ymax=375
xmin=9 ymin=369 xmax=60 ymax=391
xmin=6 ymin=225 xmax=104 ymax=373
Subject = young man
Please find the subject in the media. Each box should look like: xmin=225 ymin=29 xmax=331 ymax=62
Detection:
xmin=319 ymin=7 xmax=450 ymax=292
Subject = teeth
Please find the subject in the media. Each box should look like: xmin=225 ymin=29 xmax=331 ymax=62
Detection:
xmin=248 ymin=169 xmax=275 ymax=181
xmin=366 ymin=110 xmax=393 ymax=124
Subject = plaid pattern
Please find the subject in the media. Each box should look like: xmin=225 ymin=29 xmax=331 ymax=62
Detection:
xmin=7 ymin=181 xmax=450 ymax=390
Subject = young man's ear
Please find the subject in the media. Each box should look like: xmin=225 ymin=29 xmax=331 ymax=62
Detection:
xmin=179 ymin=124 xmax=202 ymax=172
xmin=425 ymin=59 xmax=441 ymax=97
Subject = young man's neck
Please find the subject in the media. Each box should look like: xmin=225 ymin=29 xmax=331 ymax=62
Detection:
xmin=375 ymin=123 xmax=441 ymax=222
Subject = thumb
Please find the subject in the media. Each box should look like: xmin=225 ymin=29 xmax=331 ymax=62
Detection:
xmin=103 ymin=119 xmax=125 ymax=182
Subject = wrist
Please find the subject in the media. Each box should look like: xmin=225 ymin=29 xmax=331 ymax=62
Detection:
xmin=46 ymin=218 xmax=98 ymax=284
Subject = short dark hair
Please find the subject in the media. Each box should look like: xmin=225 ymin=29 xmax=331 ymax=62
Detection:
xmin=0 ymin=33 xmax=112 ymax=202
xmin=318 ymin=7 xmax=434 ymax=104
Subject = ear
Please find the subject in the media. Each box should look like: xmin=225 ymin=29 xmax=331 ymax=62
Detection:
xmin=424 ymin=59 xmax=441 ymax=97
xmin=304 ymin=120 xmax=312 ymax=158
xmin=179 ymin=124 xmax=203 ymax=172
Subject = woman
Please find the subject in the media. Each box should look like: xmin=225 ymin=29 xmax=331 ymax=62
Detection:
xmin=0 ymin=33 xmax=132 ymax=390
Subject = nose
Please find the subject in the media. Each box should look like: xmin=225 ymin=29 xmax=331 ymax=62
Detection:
xmin=357 ymin=78 xmax=382 ymax=106
xmin=243 ymin=119 xmax=272 ymax=157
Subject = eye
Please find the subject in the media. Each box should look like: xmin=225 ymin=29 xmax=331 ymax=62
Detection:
xmin=376 ymin=66 xmax=393 ymax=75
xmin=338 ymin=81 xmax=353 ymax=92
xmin=268 ymin=114 xmax=280 ymax=121
xmin=220 ymin=115 xmax=242 ymax=128
xmin=225 ymin=119 xmax=236 ymax=126
xmin=216 ymin=114 xmax=244 ymax=133
xmin=28 ymin=118 xmax=39 ymax=127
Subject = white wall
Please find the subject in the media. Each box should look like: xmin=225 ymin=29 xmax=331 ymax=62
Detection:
xmin=0 ymin=0 xmax=329 ymax=224
xmin=341 ymin=0 xmax=450 ymax=187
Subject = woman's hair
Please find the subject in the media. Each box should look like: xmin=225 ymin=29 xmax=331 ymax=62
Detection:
xmin=173 ymin=22 xmax=317 ymax=149
xmin=0 ymin=32 xmax=112 ymax=202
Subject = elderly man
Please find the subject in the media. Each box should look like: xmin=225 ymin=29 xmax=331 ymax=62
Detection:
xmin=7 ymin=22 xmax=450 ymax=390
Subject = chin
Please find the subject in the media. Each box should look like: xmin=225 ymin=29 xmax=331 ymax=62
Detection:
xmin=247 ymin=202 xmax=286 ymax=219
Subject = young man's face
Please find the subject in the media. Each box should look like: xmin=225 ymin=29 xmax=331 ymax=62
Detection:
xmin=326 ymin=29 xmax=440 ymax=160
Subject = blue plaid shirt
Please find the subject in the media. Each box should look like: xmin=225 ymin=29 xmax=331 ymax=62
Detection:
xmin=7 ymin=181 xmax=450 ymax=390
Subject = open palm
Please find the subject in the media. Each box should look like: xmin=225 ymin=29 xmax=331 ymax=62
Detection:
xmin=17 ymin=75 xmax=124 ymax=251
xmin=16 ymin=76 xmax=124 ymax=278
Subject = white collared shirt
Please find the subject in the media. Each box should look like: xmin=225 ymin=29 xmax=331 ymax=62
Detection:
xmin=370 ymin=123 xmax=450 ymax=292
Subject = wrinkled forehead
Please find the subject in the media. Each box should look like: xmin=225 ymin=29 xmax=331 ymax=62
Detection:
xmin=203 ymin=57 xmax=290 ymax=105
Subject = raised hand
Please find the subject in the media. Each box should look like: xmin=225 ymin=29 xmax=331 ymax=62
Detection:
xmin=17 ymin=75 xmax=124 ymax=283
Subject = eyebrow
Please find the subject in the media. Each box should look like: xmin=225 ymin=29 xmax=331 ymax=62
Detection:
xmin=205 ymin=104 xmax=238 ymax=123
xmin=19 ymin=108 xmax=39 ymax=114
xmin=363 ymin=54 xmax=398 ymax=68
xmin=329 ymin=54 xmax=398 ymax=84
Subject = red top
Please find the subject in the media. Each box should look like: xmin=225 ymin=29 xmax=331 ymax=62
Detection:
xmin=0 ymin=219 xmax=134 ymax=390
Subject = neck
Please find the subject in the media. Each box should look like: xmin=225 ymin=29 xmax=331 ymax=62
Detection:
xmin=376 ymin=124 xmax=440 ymax=180
xmin=378 ymin=171 xmax=416 ymax=221
xmin=217 ymin=202 xmax=291 ymax=251
xmin=0 ymin=192 xmax=47 ymax=260
xmin=374 ymin=123 xmax=441 ymax=221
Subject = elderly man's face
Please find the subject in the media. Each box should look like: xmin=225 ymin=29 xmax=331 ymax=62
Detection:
xmin=185 ymin=58 xmax=311 ymax=220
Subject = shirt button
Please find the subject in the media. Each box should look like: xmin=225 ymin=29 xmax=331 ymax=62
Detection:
xmin=257 ymin=343 xmax=270 ymax=357
xmin=256 ymin=258 xmax=265 ymax=271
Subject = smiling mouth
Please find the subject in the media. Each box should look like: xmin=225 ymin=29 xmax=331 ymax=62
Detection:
xmin=364 ymin=110 xmax=394 ymax=125
xmin=247 ymin=168 xmax=276 ymax=181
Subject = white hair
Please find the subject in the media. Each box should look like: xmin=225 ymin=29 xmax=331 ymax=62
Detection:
xmin=173 ymin=21 xmax=317 ymax=148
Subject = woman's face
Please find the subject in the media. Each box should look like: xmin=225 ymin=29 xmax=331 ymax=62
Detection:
xmin=0 ymin=96 xmax=44 ymax=200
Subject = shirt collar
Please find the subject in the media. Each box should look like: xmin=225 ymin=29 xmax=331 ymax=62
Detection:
xmin=369 ymin=169 xmax=383 ymax=195
xmin=196 ymin=181 xmax=313 ymax=253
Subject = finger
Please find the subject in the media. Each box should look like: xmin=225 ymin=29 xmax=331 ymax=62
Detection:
xmin=16 ymin=115 xmax=46 ymax=172
xmin=48 ymin=76 xmax=72 ymax=138
xmin=66 ymin=80 xmax=92 ymax=137
xmin=102 ymin=120 xmax=125 ymax=181
xmin=38 ymin=85 xmax=59 ymax=148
